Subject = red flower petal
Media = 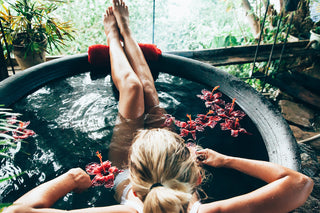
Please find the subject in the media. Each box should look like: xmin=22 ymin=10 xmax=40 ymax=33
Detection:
xmin=91 ymin=173 xmax=105 ymax=186
xmin=85 ymin=163 xmax=101 ymax=175
xmin=101 ymin=161 xmax=111 ymax=170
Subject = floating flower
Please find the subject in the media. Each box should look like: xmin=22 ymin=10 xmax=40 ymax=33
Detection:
xmin=175 ymin=114 xmax=204 ymax=140
xmin=2 ymin=117 xmax=35 ymax=140
xmin=197 ymin=86 xmax=225 ymax=108
xmin=220 ymin=98 xmax=246 ymax=120
xmin=195 ymin=110 xmax=221 ymax=129
xmin=220 ymin=118 xmax=251 ymax=137
xmin=12 ymin=121 xmax=36 ymax=140
xmin=209 ymin=98 xmax=246 ymax=122
xmin=85 ymin=151 xmax=123 ymax=188
xmin=163 ymin=86 xmax=250 ymax=139
xmin=161 ymin=114 xmax=175 ymax=128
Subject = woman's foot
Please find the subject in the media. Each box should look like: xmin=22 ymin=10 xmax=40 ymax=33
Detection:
xmin=112 ymin=0 xmax=131 ymax=37
xmin=103 ymin=7 xmax=120 ymax=43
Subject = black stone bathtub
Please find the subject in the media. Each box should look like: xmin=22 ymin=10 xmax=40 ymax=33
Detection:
xmin=0 ymin=53 xmax=300 ymax=205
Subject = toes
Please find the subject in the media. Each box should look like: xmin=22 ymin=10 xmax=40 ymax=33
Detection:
xmin=113 ymin=0 xmax=119 ymax=7
xmin=121 ymin=0 xmax=126 ymax=8
xmin=113 ymin=0 xmax=126 ymax=8
xmin=105 ymin=6 xmax=114 ymax=16
xmin=108 ymin=6 xmax=113 ymax=15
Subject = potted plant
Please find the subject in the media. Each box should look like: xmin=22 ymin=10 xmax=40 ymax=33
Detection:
xmin=310 ymin=24 xmax=320 ymax=50
xmin=0 ymin=0 xmax=75 ymax=70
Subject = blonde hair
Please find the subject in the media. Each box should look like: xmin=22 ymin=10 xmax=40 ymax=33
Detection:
xmin=129 ymin=128 xmax=202 ymax=213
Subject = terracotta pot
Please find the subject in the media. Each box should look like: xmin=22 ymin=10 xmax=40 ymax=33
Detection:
xmin=310 ymin=30 xmax=320 ymax=50
xmin=13 ymin=38 xmax=47 ymax=70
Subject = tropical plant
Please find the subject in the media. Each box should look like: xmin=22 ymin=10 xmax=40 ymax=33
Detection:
xmin=0 ymin=105 xmax=34 ymax=210
xmin=0 ymin=106 xmax=21 ymax=157
xmin=0 ymin=0 xmax=75 ymax=56
xmin=45 ymin=0 xmax=248 ymax=54
xmin=0 ymin=106 xmax=23 ymax=210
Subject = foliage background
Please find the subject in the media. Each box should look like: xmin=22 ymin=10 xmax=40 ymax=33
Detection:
xmin=1 ymin=0 xmax=317 ymax=91
xmin=47 ymin=0 xmax=253 ymax=55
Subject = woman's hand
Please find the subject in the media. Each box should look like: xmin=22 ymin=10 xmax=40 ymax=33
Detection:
xmin=196 ymin=149 xmax=228 ymax=168
xmin=68 ymin=168 xmax=92 ymax=193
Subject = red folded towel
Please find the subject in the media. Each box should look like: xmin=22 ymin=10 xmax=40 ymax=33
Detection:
xmin=88 ymin=43 xmax=162 ymax=78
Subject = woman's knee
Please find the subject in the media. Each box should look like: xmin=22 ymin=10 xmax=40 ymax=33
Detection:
xmin=119 ymin=73 xmax=143 ymax=95
xmin=141 ymin=79 xmax=157 ymax=97
xmin=127 ymin=78 xmax=143 ymax=98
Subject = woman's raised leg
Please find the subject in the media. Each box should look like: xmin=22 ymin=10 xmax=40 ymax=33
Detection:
xmin=104 ymin=7 xmax=144 ymax=119
xmin=112 ymin=0 xmax=159 ymax=113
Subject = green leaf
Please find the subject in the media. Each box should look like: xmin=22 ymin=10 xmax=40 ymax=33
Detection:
xmin=0 ymin=107 xmax=12 ymax=111
xmin=0 ymin=140 xmax=16 ymax=147
xmin=0 ymin=203 xmax=12 ymax=209
xmin=0 ymin=172 xmax=24 ymax=183
xmin=0 ymin=152 xmax=10 ymax=158
xmin=0 ymin=126 xmax=16 ymax=132
xmin=0 ymin=133 xmax=15 ymax=140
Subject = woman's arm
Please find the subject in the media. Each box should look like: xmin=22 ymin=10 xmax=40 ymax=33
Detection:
xmin=4 ymin=168 xmax=91 ymax=212
xmin=13 ymin=168 xmax=92 ymax=208
xmin=4 ymin=205 xmax=136 ymax=213
xmin=5 ymin=204 xmax=137 ymax=213
xmin=4 ymin=168 xmax=136 ymax=213
xmin=197 ymin=149 xmax=314 ymax=213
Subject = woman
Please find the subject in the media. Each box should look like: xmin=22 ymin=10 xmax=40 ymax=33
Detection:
xmin=4 ymin=0 xmax=313 ymax=212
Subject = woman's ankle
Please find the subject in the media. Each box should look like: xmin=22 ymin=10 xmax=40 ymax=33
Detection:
xmin=107 ymin=31 xmax=121 ymax=43
xmin=120 ymin=27 xmax=132 ymax=40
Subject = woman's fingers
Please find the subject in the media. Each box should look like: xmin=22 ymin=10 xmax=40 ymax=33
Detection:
xmin=196 ymin=149 xmax=208 ymax=163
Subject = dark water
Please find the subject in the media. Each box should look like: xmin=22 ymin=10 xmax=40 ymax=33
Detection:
xmin=0 ymin=72 xmax=268 ymax=209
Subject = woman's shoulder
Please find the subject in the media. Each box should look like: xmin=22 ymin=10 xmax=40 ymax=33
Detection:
xmin=114 ymin=177 xmax=131 ymax=202
xmin=189 ymin=200 xmax=202 ymax=213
